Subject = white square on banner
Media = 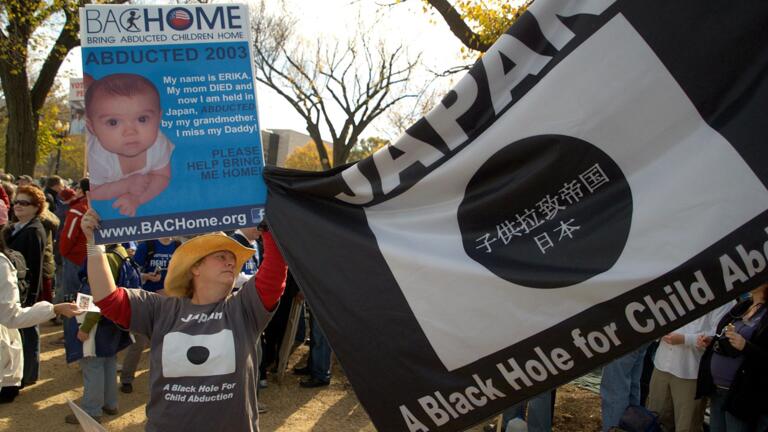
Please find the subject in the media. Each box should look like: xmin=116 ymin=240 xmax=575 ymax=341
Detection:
xmin=365 ymin=15 xmax=768 ymax=370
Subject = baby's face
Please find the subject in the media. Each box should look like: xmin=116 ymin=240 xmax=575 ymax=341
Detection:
xmin=87 ymin=91 xmax=161 ymax=158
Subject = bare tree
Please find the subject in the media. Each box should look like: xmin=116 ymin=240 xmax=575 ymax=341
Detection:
xmin=251 ymin=4 xmax=421 ymax=169
xmin=383 ymin=85 xmax=441 ymax=140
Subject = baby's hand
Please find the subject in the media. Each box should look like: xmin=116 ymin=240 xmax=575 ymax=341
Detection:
xmin=113 ymin=194 xmax=141 ymax=217
xmin=127 ymin=174 xmax=150 ymax=195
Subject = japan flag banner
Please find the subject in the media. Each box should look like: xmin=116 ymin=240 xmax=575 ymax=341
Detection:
xmin=365 ymin=14 xmax=768 ymax=371
xmin=264 ymin=1 xmax=768 ymax=431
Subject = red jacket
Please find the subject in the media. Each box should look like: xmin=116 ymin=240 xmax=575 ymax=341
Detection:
xmin=59 ymin=196 xmax=88 ymax=265
xmin=0 ymin=186 xmax=9 ymax=209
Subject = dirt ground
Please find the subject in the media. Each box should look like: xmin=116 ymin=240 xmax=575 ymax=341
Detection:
xmin=0 ymin=322 xmax=602 ymax=431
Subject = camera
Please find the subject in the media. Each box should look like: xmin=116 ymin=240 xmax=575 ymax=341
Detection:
xmin=712 ymin=324 xmax=741 ymax=358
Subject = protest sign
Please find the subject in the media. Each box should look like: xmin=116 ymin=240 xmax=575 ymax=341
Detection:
xmin=264 ymin=1 xmax=768 ymax=431
xmin=67 ymin=399 xmax=107 ymax=432
xmin=69 ymin=78 xmax=85 ymax=135
xmin=80 ymin=4 xmax=265 ymax=244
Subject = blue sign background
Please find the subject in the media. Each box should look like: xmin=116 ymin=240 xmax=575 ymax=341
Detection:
xmin=82 ymin=42 xmax=266 ymax=242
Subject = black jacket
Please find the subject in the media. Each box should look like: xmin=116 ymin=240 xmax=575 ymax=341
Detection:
xmin=4 ymin=218 xmax=46 ymax=306
xmin=44 ymin=187 xmax=58 ymax=213
xmin=696 ymin=299 xmax=768 ymax=422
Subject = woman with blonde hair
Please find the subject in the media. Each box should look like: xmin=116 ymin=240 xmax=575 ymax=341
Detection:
xmin=81 ymin=208 xmax=287 ymax=431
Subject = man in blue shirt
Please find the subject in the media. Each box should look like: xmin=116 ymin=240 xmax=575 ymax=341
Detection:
xmin=132 ymin=238 xmax=179 ymax=295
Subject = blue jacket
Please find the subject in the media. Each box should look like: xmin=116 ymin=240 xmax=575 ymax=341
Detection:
xmin=64 ymin=245 xmax=137 ymax=363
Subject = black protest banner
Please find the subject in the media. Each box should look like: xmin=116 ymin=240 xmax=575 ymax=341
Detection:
xmin=264 ymin=1 xmax=768 ymax=431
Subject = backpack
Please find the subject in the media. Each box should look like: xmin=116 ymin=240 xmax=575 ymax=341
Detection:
xmin=617 ymin=405 xmax=661 ymax=432
xmin=65 ymin=245 xmax=139 ymax=363
xmin=4 ymin=249 xmax=30 ymax=303
xmin=78 ymin=244 xmax=142 ymax=290
xmin=108 ymin=245 xmax=142 ymax=289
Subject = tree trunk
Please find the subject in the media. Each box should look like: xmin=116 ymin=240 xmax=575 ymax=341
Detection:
xmin=0 ymin=68 xmax=37 ymax=175
xmin=307 ymin=127 xmax=331 ymax=170
xmin=0 ymin=0 xmax=84 ymax=176
xmin=334 ymin=137 xmax=353 ymax=168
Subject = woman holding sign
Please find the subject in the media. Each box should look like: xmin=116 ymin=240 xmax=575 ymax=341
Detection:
xmin=80 ymin=207 xmax=287 ymax=431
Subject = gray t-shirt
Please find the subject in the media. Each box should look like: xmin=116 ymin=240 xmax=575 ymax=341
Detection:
xmin=126 ymin=276 xmax=274 ymax=432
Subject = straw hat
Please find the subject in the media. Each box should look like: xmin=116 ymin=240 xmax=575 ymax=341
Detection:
xmin=164 ymin=233 xmax=255 ymax=297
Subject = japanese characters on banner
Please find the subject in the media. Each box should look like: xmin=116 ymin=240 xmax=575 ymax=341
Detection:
xmin=263 ymin=1 xmax=768 ymax=431
xmin=80 ymin=4 xmax=265 ymax=244
xmin=68 ymin=78 xmax=85 ymax=135
xmin=475 ymin=162 xmax=609 ymax=256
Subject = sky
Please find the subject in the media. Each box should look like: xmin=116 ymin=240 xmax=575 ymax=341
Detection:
xmin=55 ymin=0 xmax=469 ymax=142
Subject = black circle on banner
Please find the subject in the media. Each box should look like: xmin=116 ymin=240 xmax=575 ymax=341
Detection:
xmin=186 ymin=346 xmax=211 ymax=365
xmin=458 ymin=135 xmax=632 ymax=288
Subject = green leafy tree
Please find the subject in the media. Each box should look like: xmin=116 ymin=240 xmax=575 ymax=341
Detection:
xmin=0 ymin=0 xmax=80 ymax=175
xmin=0 ymin=0 xmax=123 ymax=175
xmin=284 ymin=140 xmax=333 ymax=172
xmin=419 ymin=0 xmax=531 ymax=54
xmin=56 ymin=133 xmax=85 ymax=180
xmin=34 ymin=96 xmax=83 ymax=177
xmin=36 ymin=99 xmax=66 ymax=165
xmin=349 ymin=136 xmax=388 ymax=163
xmin=284 ymin=136 xmax=388 ymax=171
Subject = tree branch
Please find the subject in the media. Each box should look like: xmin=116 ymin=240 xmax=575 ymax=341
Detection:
xmin=31 ymin=1 xmax=80 ymax=112
xmin=251 ymin=1 xmax=421 ymax=167
xmin=424 ymin=0 xmax=492 ymax=52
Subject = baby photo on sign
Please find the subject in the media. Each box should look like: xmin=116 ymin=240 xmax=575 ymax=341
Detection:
xmin=85 ymin=73 xmax=175 ymax=217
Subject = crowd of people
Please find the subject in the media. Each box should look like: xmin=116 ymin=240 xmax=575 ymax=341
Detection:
xmin=0 ymin=171 xmax=765 ymax=432
xmin=0 ymin=173 xmax=332 ymax=429
xmin=488 ymin=284 xmax=768 ymax=432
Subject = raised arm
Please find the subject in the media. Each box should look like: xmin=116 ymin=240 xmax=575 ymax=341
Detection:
xmin=80 ymin=207 xmax=117 ymax=301
xmin=253 ymin=231 xmax=287 ymax=311
xmin=80 ymin=206 xmax=134 ymax=329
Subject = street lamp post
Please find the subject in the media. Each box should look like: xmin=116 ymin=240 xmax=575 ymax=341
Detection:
xmin=53 ymin=120 xmax=69 ymax=175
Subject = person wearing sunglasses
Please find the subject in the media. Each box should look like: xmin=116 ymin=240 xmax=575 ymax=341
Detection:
xmin=2 ymin=185 xmax=48 ymax=388
xmin=696 ymin=282 xmax=768 ymax=432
